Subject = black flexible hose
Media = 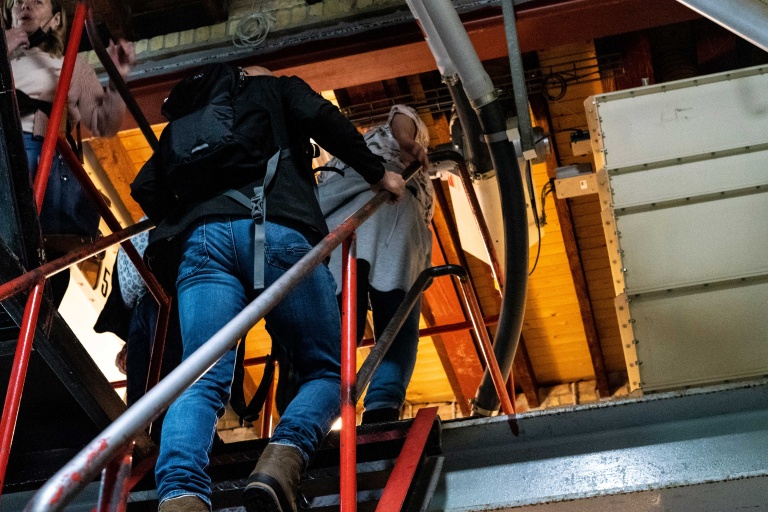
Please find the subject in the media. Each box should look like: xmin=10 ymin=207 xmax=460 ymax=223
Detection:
xmin=472 ymin=99 xmax=529 ymax=415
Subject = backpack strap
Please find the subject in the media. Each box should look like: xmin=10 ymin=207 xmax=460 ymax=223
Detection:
xmin=230 ymin=338 xmax=277 ymax=426
xmin=223 ymin=148 xmax=290 ymax=289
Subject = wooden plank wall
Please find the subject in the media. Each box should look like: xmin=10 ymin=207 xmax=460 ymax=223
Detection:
xmin=537 ymin=42 xmax=625 ymax=378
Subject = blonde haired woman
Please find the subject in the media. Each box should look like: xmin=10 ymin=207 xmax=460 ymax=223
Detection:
xmin=4 ymin=0 xmax=135 ymax=303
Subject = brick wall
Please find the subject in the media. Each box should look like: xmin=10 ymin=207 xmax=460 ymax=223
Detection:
xmin=86 ymin=0 xmax=408 ymax=67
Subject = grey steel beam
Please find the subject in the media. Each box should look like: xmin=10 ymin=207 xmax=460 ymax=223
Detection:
xmin=676 ymin=0 xmax=768 ymax=52
xmin=427 ymin=379 xmax=768 ymax=511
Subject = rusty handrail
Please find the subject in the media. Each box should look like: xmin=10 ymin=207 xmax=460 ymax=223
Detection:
xmin=0 ymin=220 xmax=151 ymax=303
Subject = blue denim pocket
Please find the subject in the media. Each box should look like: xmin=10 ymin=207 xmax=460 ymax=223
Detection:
xmin=176 ymin=221 xmax=210 ymax=283
xmin=265 ymin=242 xmax=311 ymax=272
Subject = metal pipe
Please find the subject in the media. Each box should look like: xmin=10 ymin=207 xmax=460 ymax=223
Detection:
xmin=0 ymin=220 xmax=151 ymax=302
xmin=675 ymin=0 xmax=768 ymax=52
xmin=471 ymin=100 xmax=528 ymax=416
xmin=32 ymin=2 xmax=87 ymax=212
xmin=412 ymin=0 xmax=529 ymax=415
xmin=340 ymin=237 xmax=357 ymax=512
xmin=23 ymin=161 xmax=423 ymax=512
xmin=84 ymin=9 xmax=159 ymax=151
xmin=0 ymin=281 xmax=44 ymax=495
xmin=409 ymin=1 xmax=494 ymax=106
xmin=501 ymin=0 xmax=536 ymax=156
xmin=404 ymin=0 xmax=458 ymax=78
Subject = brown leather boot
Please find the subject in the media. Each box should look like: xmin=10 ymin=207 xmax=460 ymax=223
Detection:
xmin=242 ymin=443 xmax=304 ymax=512
xmin=158 ymin=495 xmax=209 ymax=512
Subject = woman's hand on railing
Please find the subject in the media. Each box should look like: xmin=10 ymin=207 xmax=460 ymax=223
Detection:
xmin=107 ymin=39 xmax=136 ymax=78
xmin=371 ymin=170 xmax=406 ymax=204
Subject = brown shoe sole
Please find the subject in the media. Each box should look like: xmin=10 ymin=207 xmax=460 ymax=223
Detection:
xmin=243 ymin=476 xmax=291 ymax=512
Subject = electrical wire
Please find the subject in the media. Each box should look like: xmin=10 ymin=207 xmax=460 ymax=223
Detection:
xmin=529 ymin=178 xmax=556 ymax=277
xmin=525 ymin=159 xmax=543 ymax=276
xmin=539 ymin=179 xmax=555 ymax=227
xmin=232 ymin=5 xmax=275 ymax=48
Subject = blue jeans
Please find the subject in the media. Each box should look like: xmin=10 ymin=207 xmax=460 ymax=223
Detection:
xmin=362 ymin=287 xmax=421 ymax=411
xmin=155 ymin=216 xmax=341 ymax=507
xmin=126 ymin=293 xmax=183 ymax=407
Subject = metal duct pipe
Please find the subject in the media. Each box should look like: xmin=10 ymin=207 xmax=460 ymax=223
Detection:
xmin=676 ymin=0 xmax=768 ymax=52
xmin=447 ymin=80 xmax=494 ymax=177
xmin=405 ymin=0 xmax=458 ymax=78
xmin=408 ymin=0 xmax=529 ymax=415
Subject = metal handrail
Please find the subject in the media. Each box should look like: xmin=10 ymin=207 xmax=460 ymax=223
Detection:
xmin=0 ymin=219 xmax=151 ymax=302
xmin=1 ymin=0 xmax=169 ymax=497
xmin=55 ymin=138 xmax=171 ymax=396
xmin=23 ymin=161 xmax=423 ymax=512
xmin=0 ymin=3 xmax=88 ymax=494
xmin=355 ymin=265 xmax=515 ymax=415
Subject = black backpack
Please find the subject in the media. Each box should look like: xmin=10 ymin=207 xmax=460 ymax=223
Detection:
xmin=157 ymin=63 xmax=268 ymax=199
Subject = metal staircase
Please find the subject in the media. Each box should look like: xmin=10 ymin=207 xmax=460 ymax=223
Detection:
xmin=124 ymin=412 xmax=442 ymax=511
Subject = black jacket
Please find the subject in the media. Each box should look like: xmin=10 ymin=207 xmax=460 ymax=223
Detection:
xmin=131 ymin=74 xmax=386 ymax=285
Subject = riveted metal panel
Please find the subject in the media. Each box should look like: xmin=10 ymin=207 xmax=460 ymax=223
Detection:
xmin=585 ymin=64 xmax=768 ymax=392
xmin=609 ymin=148 xmax=768 ymax=209
xmin=628 ymin=279 xmax=768 ymax=391
xmin=592 ymin=66 xmax=768 ymax=169
xmin=616 ymin=191 xmax=768 ymax=294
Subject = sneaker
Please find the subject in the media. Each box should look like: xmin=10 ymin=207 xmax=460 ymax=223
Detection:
xmin=158 ymin=495 xmax=209 ymax=512
xmin=243 ymin=443 xmax=303 ymax=512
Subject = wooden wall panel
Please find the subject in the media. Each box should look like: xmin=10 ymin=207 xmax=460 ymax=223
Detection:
xmin=533 ymin=42 xmax=624 ymax=385
xmin=518 ymin=152 xmax=594 ymax=385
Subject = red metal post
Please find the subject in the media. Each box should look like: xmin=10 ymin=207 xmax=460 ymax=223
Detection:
xmin=340 ymin=236 xmax=358 ymax=512
xmin=97 ymin=443 xmax=133 ymax=512
xmin=0 ymin=281 xmax=45 ymax=494
xmin=456 ymin=277 xmax=515 ymax=415
xmin=375 ymin=407 xmax=439 ymax=511
xmin=260 ymin=359 xmax=276 ymax=439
